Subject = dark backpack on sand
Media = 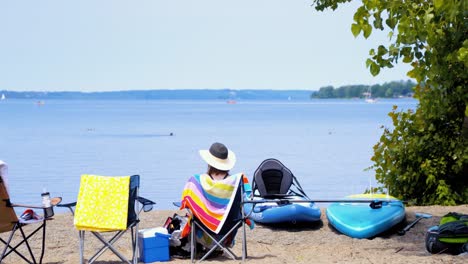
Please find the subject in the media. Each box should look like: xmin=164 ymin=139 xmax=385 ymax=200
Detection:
xmin=164 ymin=213 xmax=190 ymax=258
xmin=425 ymin=212 xmax=468 ymax=254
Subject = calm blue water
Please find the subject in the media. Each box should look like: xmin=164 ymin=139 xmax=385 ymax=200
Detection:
xmin=0 ymin=98 xmax=417 ymax=210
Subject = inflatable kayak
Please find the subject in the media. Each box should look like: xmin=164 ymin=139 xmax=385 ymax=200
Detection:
xmin=326 ymin=194 xmax=405 ymax=239
xmin=248 ymin=196 xmax=321 ymax=224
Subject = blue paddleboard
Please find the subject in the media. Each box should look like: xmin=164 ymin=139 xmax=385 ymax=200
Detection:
xmin=326 ymin=194 xmax=405 ymax=239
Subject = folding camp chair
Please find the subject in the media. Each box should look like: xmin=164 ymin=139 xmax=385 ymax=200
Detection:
xmin=180 ymin=173 xmax=250 ymax=263
xmin=0 ymin=175 xmax=61 ymax=264
xmin=58 ymin=174 xmax=155 ymax=264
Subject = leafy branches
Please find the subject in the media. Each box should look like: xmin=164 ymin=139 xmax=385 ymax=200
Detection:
xmin=312 ymin=0 xmax=468 ymax=205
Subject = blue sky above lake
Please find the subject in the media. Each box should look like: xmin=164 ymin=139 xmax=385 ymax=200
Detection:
xmin=0 ymin=0 xmax=411 ymax=92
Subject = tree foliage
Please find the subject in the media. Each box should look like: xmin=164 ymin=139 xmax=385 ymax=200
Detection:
xmin=311 ymin=80 xmax=415 ymax=98
xmin=312 ymin=0 xmax=468 ymax=205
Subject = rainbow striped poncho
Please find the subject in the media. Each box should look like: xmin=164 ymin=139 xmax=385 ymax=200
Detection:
xmin=180 ymin=173 xmax=251 ymax=234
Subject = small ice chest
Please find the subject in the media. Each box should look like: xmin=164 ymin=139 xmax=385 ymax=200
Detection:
xmin=138 ymin=228 xmax=171 ymax=262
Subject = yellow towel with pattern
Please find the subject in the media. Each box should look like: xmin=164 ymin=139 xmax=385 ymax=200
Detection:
xmin=74 ymin=174 xmax=130 ymax=232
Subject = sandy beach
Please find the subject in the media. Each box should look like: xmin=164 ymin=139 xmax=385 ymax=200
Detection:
xmin=1 ymin=205 xmax=467 ymax=264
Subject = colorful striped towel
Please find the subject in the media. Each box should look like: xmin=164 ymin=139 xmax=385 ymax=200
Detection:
xmin=180 ymin=173 xmax=250 ymax=234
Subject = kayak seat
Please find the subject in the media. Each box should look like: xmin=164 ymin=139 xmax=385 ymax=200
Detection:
xmin=253 ymin=159 xmax=294 ymax=198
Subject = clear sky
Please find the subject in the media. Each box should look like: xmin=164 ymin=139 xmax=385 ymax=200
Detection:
xmin=0 ymin=0 xmax=410 ymax=92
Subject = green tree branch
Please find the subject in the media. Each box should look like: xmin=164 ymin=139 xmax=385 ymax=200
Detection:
xmin=312 ymin=0 xmax=468 ymax=205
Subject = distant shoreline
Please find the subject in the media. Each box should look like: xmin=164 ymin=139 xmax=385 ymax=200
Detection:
xmin=0 ymin=89 xmax=315 ymax=101
xmin=1 ymin=81 xmax=415 ymax=101
xmin=0 ymin=90 xmax=415 ymax=101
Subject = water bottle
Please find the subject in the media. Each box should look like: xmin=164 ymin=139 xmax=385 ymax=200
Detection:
xmin=41 ymin=188 xmax=51 ymax=207
xmin=41 ymin=188 xmax=53 ymax=218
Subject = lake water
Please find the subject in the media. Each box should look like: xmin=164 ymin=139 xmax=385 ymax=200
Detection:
xmin=0 ymin=98 xmax=417 ymax=210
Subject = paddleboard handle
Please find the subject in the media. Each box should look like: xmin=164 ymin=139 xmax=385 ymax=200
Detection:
xmin=369 ymin=200 xmax=383 ymax=209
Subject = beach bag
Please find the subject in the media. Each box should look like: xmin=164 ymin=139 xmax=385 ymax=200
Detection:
xmin=425 ymin=212 xmax=468 ymax=254
xmin=164 ymin=213 xmax=190 ymax=258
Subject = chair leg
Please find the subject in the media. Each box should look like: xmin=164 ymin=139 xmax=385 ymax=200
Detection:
xmin=196 ymin=221 xmax=240 ymax=262
xmin=88 ymin=231 xmax=123 ymax=262
xmin=132 ymin=224 xmax=138 ymax=264
xmin=1 ymin=222 xmax=49 ymax=264
xmin=191 ymin=220 xmax=196 ymax=263
xmin=1 ymin=235 xmax=34 ymax=264
xmin=18 ymin=225 xmax=37 ymax=264
xmin=242 ymin=220 xmax=247 ymax=263
xmin=79 ymin=230 xmax=85 ymax=264
xmin=130 ymin=226 xmax=135 ymax=264
xmin=1 ymin=225 xmax=18 ymax=263
xmin=81 ymin=222 xmax=139 ymax=264
xmin=91 ymin=232 xmax=131 ymax=264
xmin=0 ymin=225 xmax=19 ymax=263
xmin=39 ymin=220 xmax=47 ymax=264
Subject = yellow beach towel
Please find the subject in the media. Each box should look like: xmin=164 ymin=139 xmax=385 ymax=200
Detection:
xmin=74 ymin=174 xmax=130 ymax=232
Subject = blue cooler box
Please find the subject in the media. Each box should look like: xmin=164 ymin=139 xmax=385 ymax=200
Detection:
xmin=138 ymin=228 xmax=171 ymax=263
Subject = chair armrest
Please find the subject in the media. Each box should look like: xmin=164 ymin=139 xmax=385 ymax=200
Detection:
xmin=57 ymin=201 xmax=77 ymax=215
xmin=57 ymin=197 xmax=156 ymax=215
xmin=11 ymin=203 xmax=44 ymax=209
xmin=137 ymin=196 xmax=155 ymax=205
xmin=11 ymin=197 xmax=62 ymax=209
xmin=57 ymin=201 xmax=77 ymax=208
xmin=137 ymin=196 xmax=156 ymax=212
xmin=12 ymin=197 xmax=62 ymax=219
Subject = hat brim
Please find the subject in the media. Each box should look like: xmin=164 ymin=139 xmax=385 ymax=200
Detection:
xmin=199 ymin=149 xmax=236 ymax=171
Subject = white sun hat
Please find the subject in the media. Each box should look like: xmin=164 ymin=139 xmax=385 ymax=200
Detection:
xmin=199 ymin=142 xmax=236 ymax=171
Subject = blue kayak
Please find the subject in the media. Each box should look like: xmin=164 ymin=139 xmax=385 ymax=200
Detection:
xmin=248 ymin=196 xmax=321 ymax=224
xmin=326 ymin=194 xmax=405 ymax=239
xmin=249 ymin=158 xmax=321 ymax=225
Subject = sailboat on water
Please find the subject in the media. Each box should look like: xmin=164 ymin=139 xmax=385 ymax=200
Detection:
xmin=364 ymin=87 xmax=377 ymax=103
xmin=1 ymin=94 xmax=5 ymax=100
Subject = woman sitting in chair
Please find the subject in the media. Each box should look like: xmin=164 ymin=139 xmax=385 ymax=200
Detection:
xmin=180 ymin=142 xmax=253 ymax=258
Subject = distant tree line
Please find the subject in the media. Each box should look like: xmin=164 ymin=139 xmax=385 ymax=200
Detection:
xmin=0 ymin=89 xmax=313 ymax=101
xmin=1 ymin=81 xmax=416 ymax=101
xmin=311 ymin=80 xmax=415 ymax=99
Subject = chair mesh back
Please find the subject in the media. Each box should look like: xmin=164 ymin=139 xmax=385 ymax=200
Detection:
xmin=253 ymin=159 xmax=293 ymax=197
xmin=0 ymin=177 xmax=18 ymax=233
xmin=219 ymin=180 xmax=243 ymax=235
xmin=127 ymin=175 xmax=139 ymax=226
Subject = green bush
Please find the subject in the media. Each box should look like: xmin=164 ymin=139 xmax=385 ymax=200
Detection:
xmin=313 ymin=0 xmax=468 ymax=205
